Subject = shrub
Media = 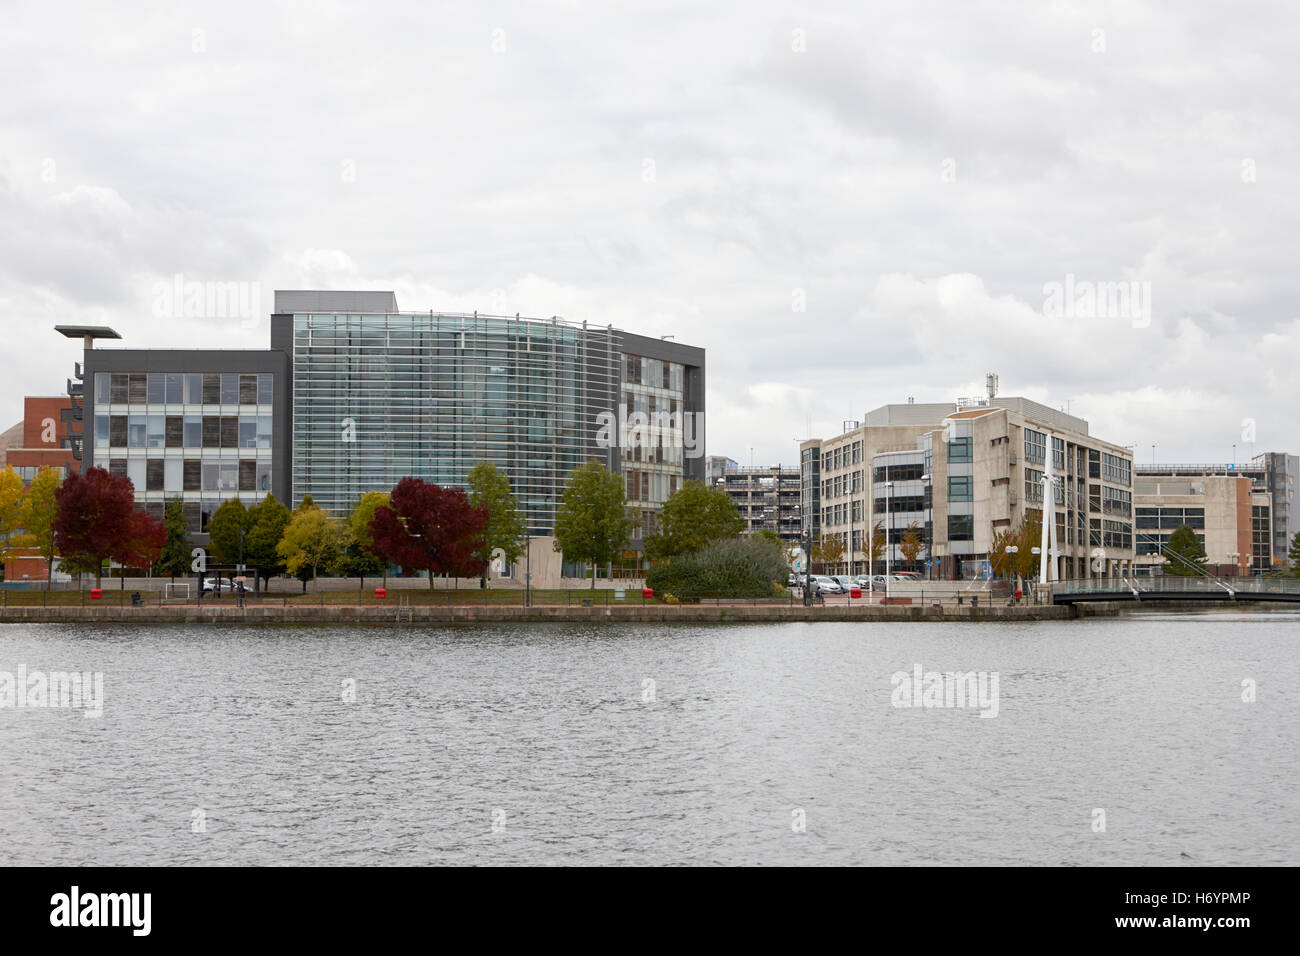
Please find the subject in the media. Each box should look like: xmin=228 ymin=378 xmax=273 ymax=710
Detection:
xmin=645 ymin=535 xmax=787 ymax=598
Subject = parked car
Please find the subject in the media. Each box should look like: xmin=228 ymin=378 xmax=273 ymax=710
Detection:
xmin=832 ymin=575 xmax=859 ymax=593
xmin=812 ymin=575 xmax=843 ymax=594
xmin=202 ymin=577 xmax=244 ymax=595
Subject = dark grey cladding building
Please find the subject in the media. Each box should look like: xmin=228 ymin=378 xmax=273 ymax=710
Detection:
xmin=65 ymin=292 xmax=705 ymax=566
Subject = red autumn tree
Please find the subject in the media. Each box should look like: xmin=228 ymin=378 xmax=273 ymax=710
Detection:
xmin=369 ymin=477 xmax=489 ymax=588
xmin=53 ymin=467 xmax=166 ymax=587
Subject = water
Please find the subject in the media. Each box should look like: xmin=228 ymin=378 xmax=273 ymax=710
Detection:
xmin=1 ymin=612 xmax=1296 ymax=865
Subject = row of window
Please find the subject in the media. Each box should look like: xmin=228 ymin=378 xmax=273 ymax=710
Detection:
xmin=1101 ymin=452 xmax=1131 ymax=486
xmin=106 ymin=458 xmax=272 ymax=494
xmin=96 ymin=414 xmax=273 ymax=449
xmin=1102 ymin=486 xmax=1132 ymax=517
xmin=11 ymin=464 xmax=70 ymax=482
xmin=822 ymin=441 xmax=864 ymax=472
xmin=872 ymin=463 xmax=927 ymax=483
xmin=824 ymin=470 xmax=863 ymax=499
xmin=623 ymin=355 xmax=685 ymax=392
xmin=624 ymin=469 xmax=680 ymax=506
xmin=96 ymin=372 xmax=273 ymax=406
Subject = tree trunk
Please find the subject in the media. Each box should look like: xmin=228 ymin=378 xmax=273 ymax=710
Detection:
xmin=428 ymin=568 xmax=435 ymax=589
xmin=590 ymin=563 xmax=596 ymax=589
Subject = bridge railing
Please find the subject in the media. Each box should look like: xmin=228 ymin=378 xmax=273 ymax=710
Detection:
xmin=1049 ymin=576 xmax=1300 ymax=598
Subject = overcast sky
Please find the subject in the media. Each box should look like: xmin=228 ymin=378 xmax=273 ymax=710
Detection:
xmin=3 ymin=1 xmax=1297 ymax=467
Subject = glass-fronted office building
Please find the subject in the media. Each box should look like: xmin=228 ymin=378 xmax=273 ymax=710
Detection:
xmin=80 ymin=351 xmax=291 ymax=535
xmin=69 ymin=292 xmax=705 ymax=566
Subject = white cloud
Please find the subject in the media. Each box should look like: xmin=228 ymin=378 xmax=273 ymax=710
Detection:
xmin=0 ymin=0 xmax=1296 ymax=465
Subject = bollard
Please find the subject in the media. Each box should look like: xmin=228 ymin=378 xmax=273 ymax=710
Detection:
xmin=375 ymin=587 xmax=387 ymax=599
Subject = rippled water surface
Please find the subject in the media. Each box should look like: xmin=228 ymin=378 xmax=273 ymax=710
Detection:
xmin=1 ymin=613 xmax=1296 ymax=865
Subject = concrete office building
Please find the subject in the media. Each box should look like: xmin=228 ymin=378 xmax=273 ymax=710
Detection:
xmin=58 ymin=291 xmax=705 ymax=582
xmin=710 ymin=463 xmax=802 ymax=543
xmin=803 ymin=380 xmax=1136 ymax=580
xmin=1136 ymin=454 xmax=1297 ymax=573
xmin=1132 ymin=474 xmax=1272 ymax=576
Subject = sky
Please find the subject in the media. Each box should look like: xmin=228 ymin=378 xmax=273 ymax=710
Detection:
xmin=2 ymin=0 xmax=1297 ymax=468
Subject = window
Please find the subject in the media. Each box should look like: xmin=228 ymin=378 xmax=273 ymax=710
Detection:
xmin=948 ymin=475 xmax=973 ymax=501
xmin=1024 ymin=428 xmax=1047 ymax=465
xmin=165 ymin=416 xmax=184 ymax=447
xmin=202 ymin=416 xmax=221 ymax=447
xmin=147 ymin=374 xmax=166 ymax=404
xmin=239 ymin=374 xmax=258 ymax=404
xmin=257 ymin=373 xmax=274 ymax=405
xmin=947 ymin=437 xmax=972 ymax=462
xmin=128 ymin=414 xmax=146 ymax=447
xmin=128 ymin=374 xmax=147 ymax=403
xmin=110 ymin=373 xmax=129 ymax=403
xmin=95 ymin=414 xmax=110 ymax=448
xmin=1101 ymin=452 xmax=1131 ymax=486
xmin=95 ymin=373 xmax=111 ymax=404
xmin=220 ymin=416 xmax=238 ymax=448
xmin=146 ymin=459 xmax=164 ymax=491
xmin=146 ymin=415 xmax=165 ymax=448
xmin=256 ymin=461 xmax=272 ymax=492
xmin=165 ymin=373 xmax=183 ymax=403
xmin=165 ymin=458 xmax=182 ymax=492
xmin=948 ymin=514 xmax=974 ymax=541
xmin=184 ymin=374 xmax=204 ymax=404
xmin=202 ymin=374 xmax=221 ymax=404
xmin=239 ymin=459 xmax=257 ymax=491
xmin=220 ymin=374 xmax=239 ymax=404
xmin=183 ymin=460 xmax=201 ymax=491
xmin=239 ymin=416 xmax=258 ymax=448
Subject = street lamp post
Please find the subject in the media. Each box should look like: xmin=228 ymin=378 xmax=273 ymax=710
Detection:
xmin=882 ymin=480 xmax=894 ymax=600
xmin=803 ymin=531 xmax=814 ymax=607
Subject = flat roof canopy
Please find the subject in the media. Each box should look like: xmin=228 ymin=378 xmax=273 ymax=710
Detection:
xmin=55 ymin=325 xmax=122 ymax=339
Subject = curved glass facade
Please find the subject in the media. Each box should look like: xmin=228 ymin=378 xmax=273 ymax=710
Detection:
xmin=289 ymin=312 xmax=622 ymax=531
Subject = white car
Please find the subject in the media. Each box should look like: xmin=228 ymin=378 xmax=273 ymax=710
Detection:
xmin=812 ymin=576 xmax=843 ymax=594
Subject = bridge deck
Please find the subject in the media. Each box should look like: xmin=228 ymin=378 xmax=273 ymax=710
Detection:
xmin=1049 ymin=578 xmax=1300 ymax=604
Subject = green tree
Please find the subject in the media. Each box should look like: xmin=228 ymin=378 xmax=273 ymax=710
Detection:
xmin=155 ymin=498 xmax=193 ymax=580
xmin=644 ymin=480 xmax=744 ymax=560
xmin=17 ymin=467 xmax=62 ymax=589
xmin=245 ymin=494 xmax=291 ymax=589
xmin=277 ymin=502 xmax=344 ymax=592
xmin=334 ymin=491 xmax=390 ymax=590
xmin=207 ymin=499 xmax=249 ymax=567
xmin=1289 ymin=532 xmax=1300 ymax=577
xmin=553 ymin=460 xmax=632 ymax=588
xmin=1163 ymin=524 xmax=1207 ymax=577
xmin=467 ymin=462 xmax=525 ymax=588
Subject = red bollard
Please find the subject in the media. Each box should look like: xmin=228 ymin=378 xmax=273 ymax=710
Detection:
xmin=375 ymin=587 xmax=387 ymax=598
xmin=89 ymin=588 xmax=102 ymax=599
